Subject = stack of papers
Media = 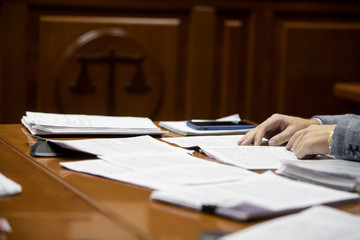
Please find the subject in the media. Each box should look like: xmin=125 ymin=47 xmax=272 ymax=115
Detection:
xmin=150 ymin=171 xmax=359 ymax=221
xmin=276 ymin=159 xmax=360 ymax=192
xmin=21 ymin=111 xmax=166 ymax=136
xmin=47 ymin=134 xmax=360 ymax=222
xmin=219 ymin=206 xmax=360 ymax=240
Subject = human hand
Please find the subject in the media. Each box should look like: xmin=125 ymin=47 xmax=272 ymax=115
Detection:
xmin=286 ymin=124 xmax=336 ymax=159
xmin=238 ymin=113 xmax=319 ymax=146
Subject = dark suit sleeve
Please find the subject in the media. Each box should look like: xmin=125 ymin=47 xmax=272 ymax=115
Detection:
xmin=313 ymin=114 xmax=360 ymax=161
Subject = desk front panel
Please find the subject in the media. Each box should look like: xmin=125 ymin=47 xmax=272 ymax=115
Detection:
xmin=0 ymin=128 xmax=152 ymax=240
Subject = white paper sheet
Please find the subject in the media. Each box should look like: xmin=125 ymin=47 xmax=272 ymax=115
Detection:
xmin=161 ymin=135 xmax=268 ymax=149
xmin=100 ymin=152 xmax=209 ymax=169
xmin=151 ymin=172 xmax=359 ymax=220
xmin=161 ymin=135 xmax=245 ymax=148
xmin=0 ymin=218 xmax=12 ymax=233
xmin=220 ymin=206 xmax=360 ymax=240
xmin=61 ymin=153 xmax=257 ymax=189
xmin=60 ymin=160 xmax=176 ymax=189
xmin=50 ymin=135 xmax=190 ymax=156
xmin=0 ymin=173 xmax=22 ymax=197
xmin=200 ymin=146 xmax=301 ymax=170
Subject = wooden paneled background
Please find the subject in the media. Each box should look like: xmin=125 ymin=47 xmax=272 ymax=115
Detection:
xmin=1 ymin=0 xmax=360 ymax=124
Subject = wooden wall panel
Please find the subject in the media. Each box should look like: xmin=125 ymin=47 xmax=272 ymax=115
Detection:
xmin=218 ymin=19 xmax=244 ymax=116
xmin=185 ymin=6 xmax=216 ymax=119
xmin=1 ymin=1 xmax=360 ymax=123
xmin=275 ymin=19 xmax=360 ymax=118
xmin=37 ymin=15 xmax=183 ymax=120
xmin=0 ymin=2 xmax=27 ymax=123
xmin=216 ymin=14 xmax=252 ymax=119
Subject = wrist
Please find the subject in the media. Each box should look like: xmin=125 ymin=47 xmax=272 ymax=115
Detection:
xmin=309 ymin=118 xmax=321 ymax=125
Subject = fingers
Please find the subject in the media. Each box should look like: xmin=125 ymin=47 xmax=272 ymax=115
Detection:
xmin=238 ymin=123 xmax=273 ymax=146
xmin=238 ymin=113 xmax=315 ymax=147
xmin=286 ymin=127 xmax=312 ymax=158
xmin=268 ymin=126 xmax=297 ymax=146
xmin=286 ymin=130 xmax=299 ymax=151
xmin=293 ymin=139 xmax=313 ymax=159
xmin=286 ymin=125 xmax=332 ymax=159
xmin=239 ymin=115 xmax=333 ymax=159
xmin=238 ymin=128 xmax=263 ymax=146
xmin=237 ymin=132 xmax=251 ymax=145
xmin=238 ymin=114 xmax=283 ymax=146
xmin=286 ymin=130 xmax=305 ymax=158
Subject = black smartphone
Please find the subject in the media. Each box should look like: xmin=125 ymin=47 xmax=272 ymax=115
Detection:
xmin=186 ymin=120 xmax=256 ymax=130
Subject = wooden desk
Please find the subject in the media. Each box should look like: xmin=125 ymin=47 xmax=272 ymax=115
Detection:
xmin=1 ymin=124 xmax=360 ymax=239
xmin=0 ymin=126 xmax=153 ymax=240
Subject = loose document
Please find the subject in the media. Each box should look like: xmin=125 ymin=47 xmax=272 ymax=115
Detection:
xmin=57 ymin=136 xmax=257 ymax=189
xmin=21 ymin=111 xmax=166 ymax=135
xmin=162 ymin=135 xmax=304 ymax=170
xmin=162 ymin=135 xmax=268 ymax=148
xmin=200 ymin=146 xmax=302 ymax=170
xmin=50 ymin=135 xmax=188 ymax=156
xmin=162 ymin=135 xmax=250 ymax=148
xmin=219 ymin=206 xmax=360 ymax=240
xmin=150 ymin=171 xmax=359 ymax=221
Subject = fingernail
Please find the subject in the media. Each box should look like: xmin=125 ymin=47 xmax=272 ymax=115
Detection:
xmin=269 ymin=139 xmax=277 ymax=146
xmin=240 ymin=140 xmax=248 ymax=145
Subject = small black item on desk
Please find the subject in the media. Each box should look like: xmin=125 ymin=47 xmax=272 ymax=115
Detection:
xmin=30 ymin=140 xmax=78 ymax=157
xmin=186 ymin=120 xmax=256 ymax=131
xmin=198 ymin=230 xmax=230 ymax=240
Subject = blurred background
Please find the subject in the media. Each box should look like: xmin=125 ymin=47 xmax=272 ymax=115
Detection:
xmin=1 ymin=0 xmax=360 ymax=124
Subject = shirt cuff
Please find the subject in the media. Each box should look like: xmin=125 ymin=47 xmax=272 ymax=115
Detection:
xmin=312 ymin=117 xmax=323 ymax=125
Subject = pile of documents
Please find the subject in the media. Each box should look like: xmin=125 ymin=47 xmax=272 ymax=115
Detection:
xmin=21 ymin=111 xmax=166 ymax=136
xmin=276 ymin=159 xmax=360 ymax=192
xmin=162 ymin=136 xmax=358 ymax=185
xmin=36 ymin=135 xmax=359 ymax=221
xmin=150 ymin=171 xmax=358 ymax=221
xmin=23 ymin=112 xmax=360 ymax=223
